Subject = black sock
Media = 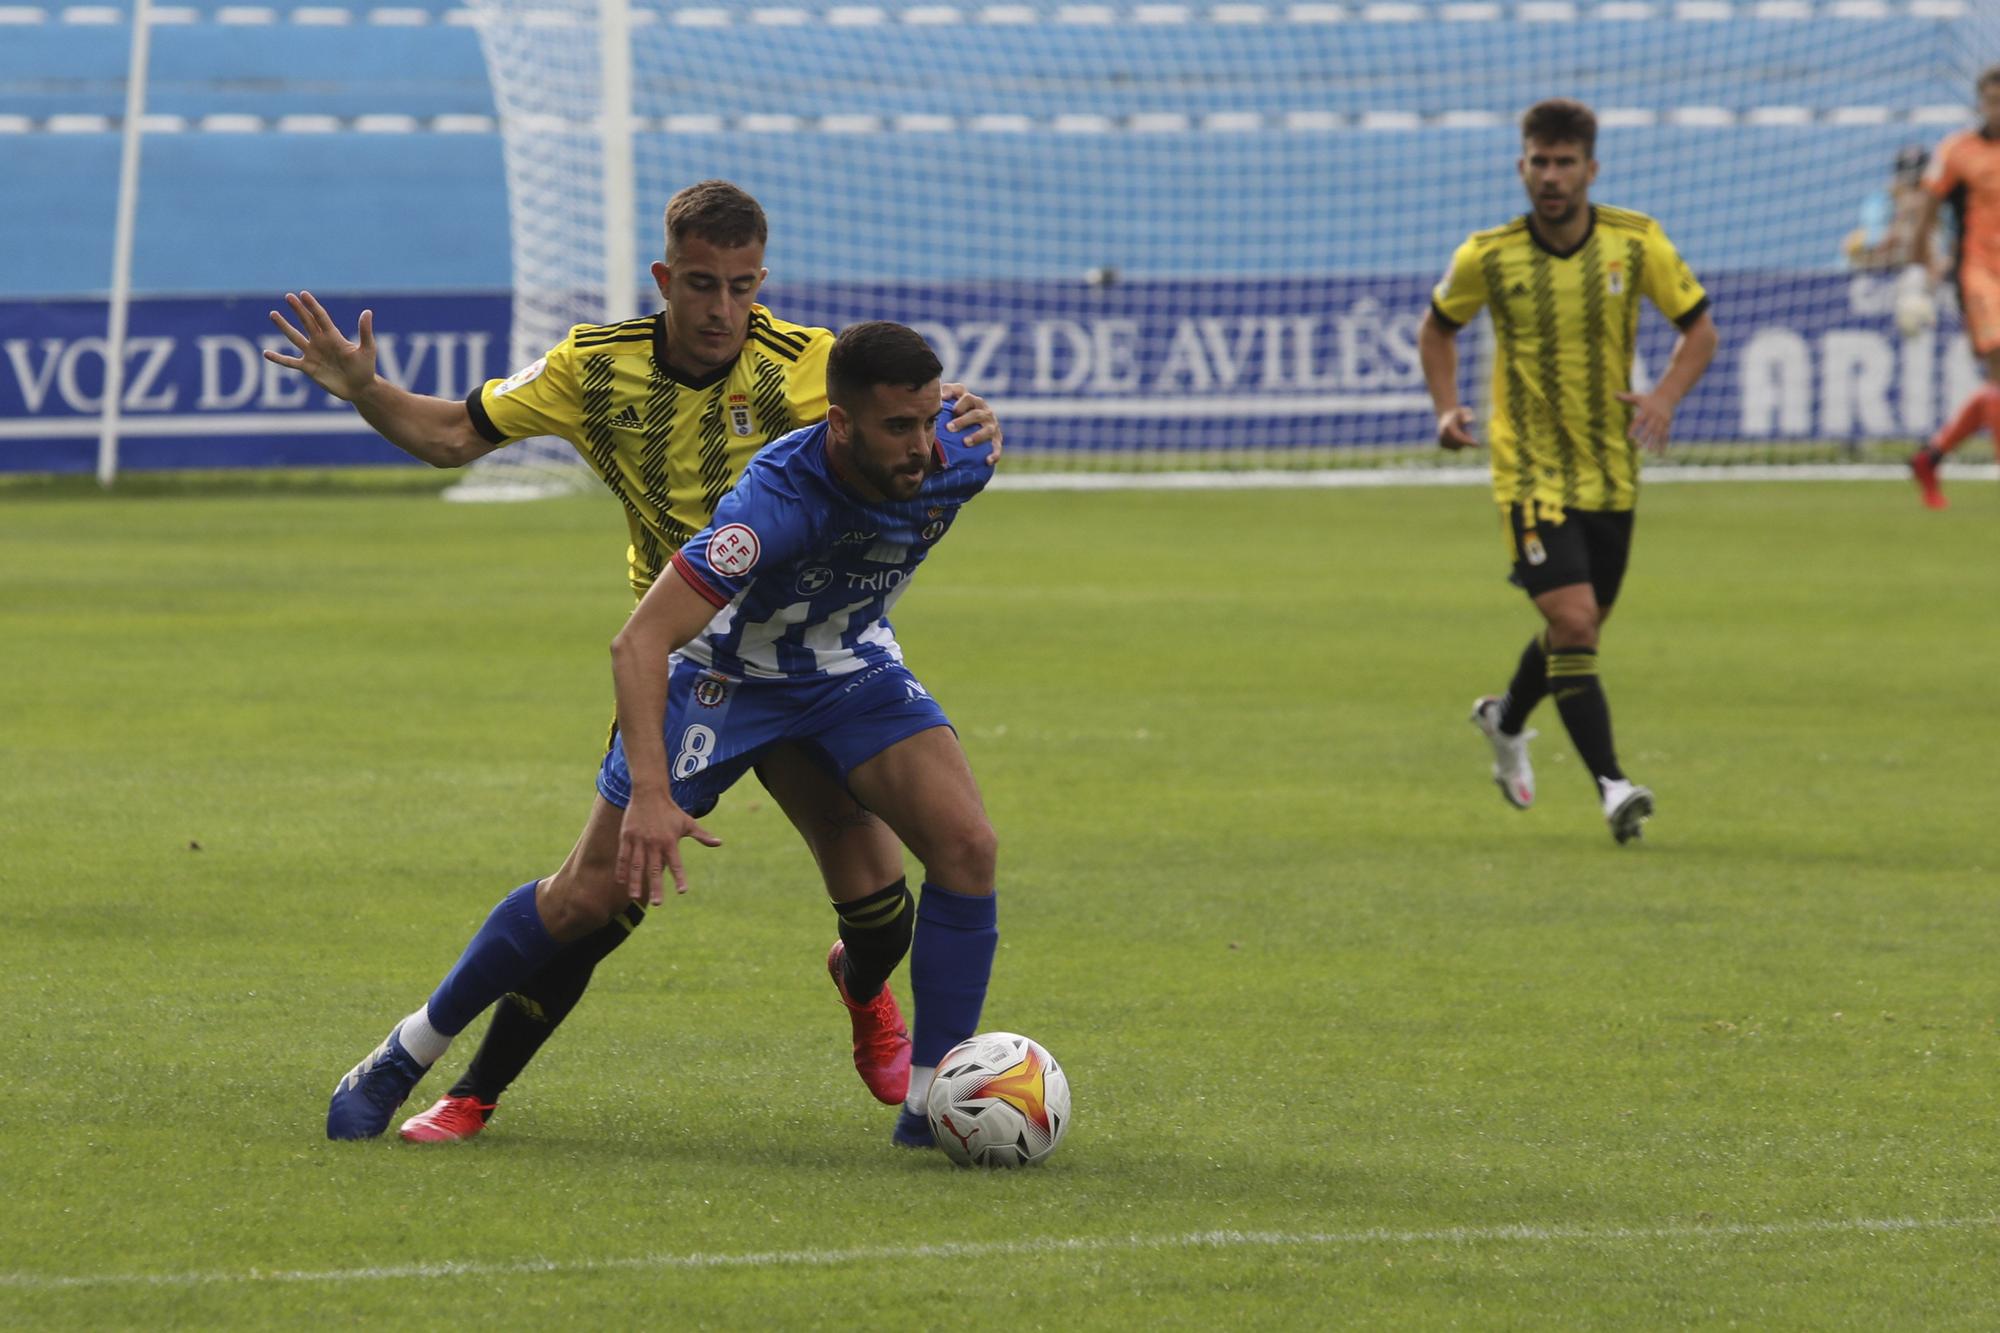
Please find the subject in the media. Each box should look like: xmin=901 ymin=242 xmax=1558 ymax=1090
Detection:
xmin=1497 ymin=633 xmax=1548 ymax=735
xmin=1547 ymin=646 xmax=1625 ymax=784
xmin=448 ymin=901 xmax=645 ymax=1104
xmin=832 ymin=878 xmax=914 ymax=1003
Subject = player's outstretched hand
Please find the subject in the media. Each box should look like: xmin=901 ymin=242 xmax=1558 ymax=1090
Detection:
xmin=616 ymin=791 xmax=722 ymax=906
xmin=1437 ymin=406 xmax=1479 ymax=451
xmin=1616 ymin=390 xmax=1676 ymax=455
xmin=942 ymin=382 xmax=1003 ymax=465
xmin=263 ymin=291 xmax=378 ymax=403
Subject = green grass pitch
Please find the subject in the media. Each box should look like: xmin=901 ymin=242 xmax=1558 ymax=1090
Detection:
xmin=2 ymin=474 xmax=1997 ymax=1327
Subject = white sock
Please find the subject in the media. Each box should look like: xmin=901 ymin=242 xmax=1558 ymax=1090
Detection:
xmin=903 ymin=1065 xmax=935 ymax=1115
xmin=395 ymin=1004 xmax=452 ymax=1067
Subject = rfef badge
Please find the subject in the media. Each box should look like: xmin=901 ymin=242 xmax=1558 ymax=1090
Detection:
xmin=727 ymin=394 xmax=754 ymax=437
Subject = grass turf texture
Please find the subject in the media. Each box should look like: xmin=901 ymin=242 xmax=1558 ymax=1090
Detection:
xmin=2 ymin=477 xmax=1996 ymax=1327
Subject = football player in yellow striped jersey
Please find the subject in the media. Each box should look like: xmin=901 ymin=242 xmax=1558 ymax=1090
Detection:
xmin=1418 ymin=99 xmax=1717 ymax=845
xmin=268 ymin=181 xmax=1003 ymax=1144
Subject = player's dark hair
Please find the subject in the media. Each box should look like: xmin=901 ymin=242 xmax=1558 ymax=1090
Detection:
xmin=1521 ymin=98 xmax=1597 ymax=158
xmin=1979 ymin=65 xmax=2000 ymax=94
xmin=663 ymin=180 xmax=768 ymax=256
xmin=826 ymin=322 xmax=943 ymax=407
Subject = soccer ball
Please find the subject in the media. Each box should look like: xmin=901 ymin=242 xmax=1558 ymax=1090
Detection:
xmin=925 ymin=1032 xmax=1071 ymax=1168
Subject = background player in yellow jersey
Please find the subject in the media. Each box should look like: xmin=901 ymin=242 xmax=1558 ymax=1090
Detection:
xmin=266 ymin=181 xmax=1003 ymax=1144
xmin=1418 ymin=99 xmax=1718 ymax=844
xmin=1904 ymin=66 xmax=2000 ymax=509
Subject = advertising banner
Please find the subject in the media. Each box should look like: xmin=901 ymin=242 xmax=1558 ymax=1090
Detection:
xmin=0 ymin=275 xmax=1972 ymax=472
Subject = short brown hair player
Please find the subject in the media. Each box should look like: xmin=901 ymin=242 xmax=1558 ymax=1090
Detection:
xmin=1418 ymin=98 xmax=1719 ymax=843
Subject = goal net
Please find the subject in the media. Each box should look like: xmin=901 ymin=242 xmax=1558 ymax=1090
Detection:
xmin=456 ymin=0 xmax=1997 ymax=495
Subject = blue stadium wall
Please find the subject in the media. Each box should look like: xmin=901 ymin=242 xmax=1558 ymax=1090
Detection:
xmin=0 ymin=1 xmax=1985 ymax=469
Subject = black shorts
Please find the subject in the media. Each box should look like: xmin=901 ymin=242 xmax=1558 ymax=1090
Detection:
xmin=1502 ymin=503 xmax=1635 ymax=607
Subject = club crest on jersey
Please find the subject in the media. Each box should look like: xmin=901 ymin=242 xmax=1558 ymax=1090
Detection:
xmin=727 ymin=393 xmax=754 ymax=437
xmin=708 ymin=523 xmax=760 ymax=576
xmin=796 ymin=565 xmax=833 ymax=596
xmin=921 ymin=517 xmax=947 ymax=541
xmin=1606 ymin=260 xmax=1626 ymax=295
xmin=694 ymin=675 xmax=729 ymax=708
xmin=493 ymin=357 xmax=547 ymax=398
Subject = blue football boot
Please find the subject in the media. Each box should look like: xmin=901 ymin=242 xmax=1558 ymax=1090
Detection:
xmin=892 ymin=1105 xmax=935 ymax=1149
xmin=326 ymin=1026 xmax=432 ymax=1140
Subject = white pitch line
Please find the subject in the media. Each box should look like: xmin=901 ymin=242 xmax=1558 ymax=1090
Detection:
xmin=3 ymin=1214 xmax=1994 ymax=1292
xmin=986 ymin=462 xmax=2000 ymax=491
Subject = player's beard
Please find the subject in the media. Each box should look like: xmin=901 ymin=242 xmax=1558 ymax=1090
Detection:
xmin=848 ymin=424 xmax=931 ymax=501
xmin=1536 ymin=192 xmax=1580 ymax=225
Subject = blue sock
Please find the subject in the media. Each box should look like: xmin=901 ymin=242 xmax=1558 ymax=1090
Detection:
xmin=909 ymin=882 xmax=998 ymax=1067
xmin=424 ymin=883 xmax=561 ymax=1037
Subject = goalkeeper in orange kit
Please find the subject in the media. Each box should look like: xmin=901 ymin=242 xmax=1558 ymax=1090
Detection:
xmin=1904 ymin=66 xmax=2000 ymax=509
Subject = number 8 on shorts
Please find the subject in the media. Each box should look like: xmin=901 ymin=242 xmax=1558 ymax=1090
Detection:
xmin=673 ymin=724 xmax=717 ymax=780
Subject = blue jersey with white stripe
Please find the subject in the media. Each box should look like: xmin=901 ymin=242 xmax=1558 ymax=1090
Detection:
xmin=668 ymin=409 xmax=991 ymax=681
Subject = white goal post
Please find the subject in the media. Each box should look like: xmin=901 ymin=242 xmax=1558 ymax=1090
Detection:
xmin=95 ymin=0 xmax=156 ymax=490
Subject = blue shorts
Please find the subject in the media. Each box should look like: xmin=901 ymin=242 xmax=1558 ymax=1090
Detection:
xmin=596 ymin=657 xmax=953 ymax=816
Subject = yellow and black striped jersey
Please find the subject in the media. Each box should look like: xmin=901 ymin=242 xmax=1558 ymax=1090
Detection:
xmin=1431 ymin=205 xmax=1709 ymax=513
xmin=466 ymin=305 xmax=833 ymax=597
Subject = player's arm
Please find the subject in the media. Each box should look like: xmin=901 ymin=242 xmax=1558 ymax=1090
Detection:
xmin=1419 ymin=309 xmax=1479 ymax=450
xmin=263 ymin=291 xmax=496 ymax=468
xmin=1619 ymin=226 xmax=1718 ymax=452
xmin=1896 ymin=141 xmax=1957 ymax=325
xmin=1618 ymin=308 xmax=1716 ymax=453
xmin=607 ymin=566 xmax=727 ymax=905
xmin=1897 ymin=188 xmax=1945 ymax=321
xmin=1909 ymin=139 xmax=1958 ymax=276
xmin=1422 ymin=238 xmax=1487 ymax=449
xmin=1902 ymin=190 xmax=1945 ymax=284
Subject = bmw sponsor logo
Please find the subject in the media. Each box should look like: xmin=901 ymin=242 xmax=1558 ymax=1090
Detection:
xmin=797 ymin=565 xmax=834 ymax=595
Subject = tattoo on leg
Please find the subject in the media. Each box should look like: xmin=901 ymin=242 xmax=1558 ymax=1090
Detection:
xmin=816 ymin=809 xmax=880 ymax=840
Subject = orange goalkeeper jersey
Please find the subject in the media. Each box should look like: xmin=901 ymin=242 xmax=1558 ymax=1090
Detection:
xmin=1925 ymin=128 xmax=2000 ymax=276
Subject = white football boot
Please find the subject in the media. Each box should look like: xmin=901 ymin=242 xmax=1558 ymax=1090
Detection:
xmin=1468 ymin=696 xmax=1535 ymax=810
xmin=1600 ymin=777 xmax=1654 ymax=844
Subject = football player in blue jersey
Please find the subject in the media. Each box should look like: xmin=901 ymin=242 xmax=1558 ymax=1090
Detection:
xmin=285 ymin=183 xmax=1002 ymax=1145
xmin=327 ymin=322 xmax=998 ymax=1149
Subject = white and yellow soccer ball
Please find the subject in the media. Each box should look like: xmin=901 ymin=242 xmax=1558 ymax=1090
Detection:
xmin=925 ymin=1032 xmax=1071 ymax=1168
